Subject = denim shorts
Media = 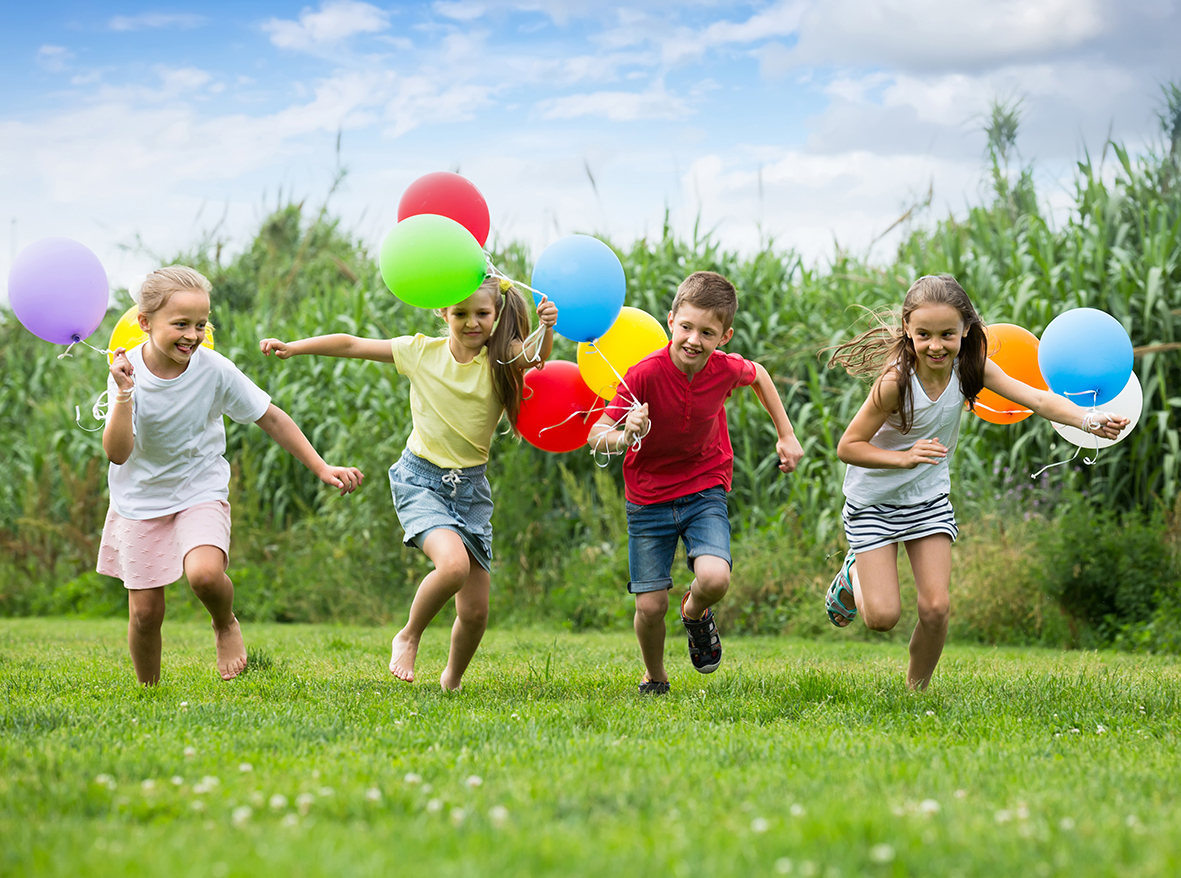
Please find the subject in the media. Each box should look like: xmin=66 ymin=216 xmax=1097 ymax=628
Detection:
xmin=625 ymin=486 xmax=732 ymax=594
xmin=388 ymin=450 xmax=493 ymax=572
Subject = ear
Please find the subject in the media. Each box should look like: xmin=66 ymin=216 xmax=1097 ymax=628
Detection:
xmin=137 ymin=312 xmax=151 ymax=333
xmin=667 ymin=310 xmax=676 ymax=331
xmin=719 ymin=326 xmax=734 ymax=346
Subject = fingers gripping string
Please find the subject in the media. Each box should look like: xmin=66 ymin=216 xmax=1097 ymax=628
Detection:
xmin=486 ymin=261 xmax=549 ymax=367
xmin=1031 ymin=390 xmax=1102 ymax=479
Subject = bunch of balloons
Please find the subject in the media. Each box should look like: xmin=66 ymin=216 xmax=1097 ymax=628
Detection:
xmin=7 ymin=238 xmax=109 ymax=346
xmin=976 ymin=308 xmax=1140 ymax=448
xmin=381 ymin=173 xmax=671 ymax=453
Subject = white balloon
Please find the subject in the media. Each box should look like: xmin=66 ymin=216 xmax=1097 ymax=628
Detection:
xmin=1051 ymin=372 xmax=1143 ymax=449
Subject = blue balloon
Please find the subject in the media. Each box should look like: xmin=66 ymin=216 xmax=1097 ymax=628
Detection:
xmin=1037 ymin=308 xmax=1133 ymax=407
xmin=531 ymin=235 xmax=625 ymax=342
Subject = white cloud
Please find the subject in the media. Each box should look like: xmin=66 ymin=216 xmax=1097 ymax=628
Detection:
xmin=433 ymin=1 xmax=487 ymax=21
xmin=537 ymin=86 xmax=692 ymax=122
xmin=36 ymin=45 xmax=73 ymax=73
xmin=108 ymin=13 xmax=206 ymax=32
xmin=263 ymin=0 xmax=391 ymax=51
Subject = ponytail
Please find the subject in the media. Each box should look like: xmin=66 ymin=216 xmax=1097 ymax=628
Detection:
xmin=484 ymin=277 xmax=533 ymax=433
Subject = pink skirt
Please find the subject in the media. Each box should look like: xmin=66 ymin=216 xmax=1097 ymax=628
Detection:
xmin=97 ymin=500 xmax=232 ymax=590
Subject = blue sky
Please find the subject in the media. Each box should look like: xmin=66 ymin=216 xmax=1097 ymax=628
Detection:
xmin=2 ymin=1 xmax=1179 ymax=301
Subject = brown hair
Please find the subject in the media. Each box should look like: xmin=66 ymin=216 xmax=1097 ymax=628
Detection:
xmin=670 ymin=271 xmax=739 ymax=331
xmin=137 ymin=266 xmax=211 ymax=316
xmin=443 ymin=276 xmax=534 ymax=433
xmin=827 ymin=274 xmax=988 ymax=433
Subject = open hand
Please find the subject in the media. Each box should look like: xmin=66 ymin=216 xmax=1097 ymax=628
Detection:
xmin=109 ymin=347 xmax=135 ymax=393
xmin=259 ymin=338 xmax=293 ymax=359
xmin=536 ymin=294 xmax=558 ymax=329
xmin=903 ymin=436 xmax=947 ymax=468
xmin=320 ymin=465 xmax=364 ymax=496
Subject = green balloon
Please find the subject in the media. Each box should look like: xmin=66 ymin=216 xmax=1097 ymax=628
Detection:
xmin=379 ymin=214 xmax=487 ymax=309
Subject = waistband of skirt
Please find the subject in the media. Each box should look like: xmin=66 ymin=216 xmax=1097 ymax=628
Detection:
xmin=397 ymin=449 xmax=487 ymax=478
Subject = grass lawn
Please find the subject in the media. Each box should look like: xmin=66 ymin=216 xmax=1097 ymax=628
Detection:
xmin=2 ymin=618 xmax=1179 ymax=877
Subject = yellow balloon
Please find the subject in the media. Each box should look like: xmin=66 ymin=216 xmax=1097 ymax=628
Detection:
xmin=577 ymin=306 xmax=668 ymax=398
xmin=107 ymin=304 xmax=214 ymax=364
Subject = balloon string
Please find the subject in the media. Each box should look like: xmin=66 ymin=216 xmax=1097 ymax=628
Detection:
xmin=1031 ymin=390 xmax=1100 ymax=479
xmin=484 ymin=259 xmax=545 ymax=300
xmin=75 ymin=386 xmax=126 ymax=432
xmin=58 ymin=337 xmax=112 ymax=360
xmin=974 ymin=401 xmax=1033 ymax=415
xmin=585 ymin=349 xmax=651 ymax=468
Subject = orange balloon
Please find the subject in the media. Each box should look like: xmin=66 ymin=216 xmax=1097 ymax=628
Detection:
xmin=973 ymin=323 xmax=1046 ymax=424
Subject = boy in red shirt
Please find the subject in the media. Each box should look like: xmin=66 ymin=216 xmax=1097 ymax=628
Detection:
xmin=588 ymin=271 xmax=803 ymax=694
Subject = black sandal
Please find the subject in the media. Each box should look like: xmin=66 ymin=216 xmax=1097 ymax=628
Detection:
xmin=638 ymin=677 xmax=671 ymax=695
xmin=681 ymin=592 xmax=722 ymax=674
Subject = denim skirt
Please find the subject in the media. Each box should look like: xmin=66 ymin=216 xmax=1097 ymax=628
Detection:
xmin=388 ymin=449 xmax=493 ymax=572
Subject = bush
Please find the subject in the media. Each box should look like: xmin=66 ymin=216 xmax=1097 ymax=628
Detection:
xmin=1040 ymin=497 xmax=1179 ymax=646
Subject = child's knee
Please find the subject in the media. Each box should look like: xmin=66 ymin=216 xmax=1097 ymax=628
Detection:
xmin=635 ymin=590 xmax=669 ymax=622
xmin=434 ymin=555 xmax=471 ymax=588
xmin=458 ymin=602 xmax=488 ymax=629
xmin=186 ymin=565 xmax=226 ymax=596
xmin=918 ymin=595 xmax=950 ymax=628
xmin=129 ymin=599 xmax=165 ymax=631
xmin=861 ymin=604 xmax=901 ymax=632
xmin=693 ymin=565 xmax=730 ymax=601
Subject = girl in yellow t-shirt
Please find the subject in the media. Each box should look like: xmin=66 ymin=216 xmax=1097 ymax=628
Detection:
xmin=261 ymin=277 xmax=556 ymax=690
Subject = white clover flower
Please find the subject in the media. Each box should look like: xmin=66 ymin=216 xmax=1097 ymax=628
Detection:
xmin=954 ymin=789 xmax=967 ymax=799
xmin=171 ymin=776 xmax=184 ymax=786
xmin=365 ymin=788 xmax=382 ymax=802
xmin=231 ymin=805 xmax=253 ymax=826
xmin=919 ymin=799 xmax=940 ymax=815
xmin=995 ymin=810 xmax=1013 ymax=823
xmin=1096 ymin=725 xmax=1106 ymax=734
xmin=249 ymin=791 xmax=265 ymax=807
xmin=1059 ymin=817 xmax=1076 ymax=830
xmin=238 ymin=763 xmax=253 ymax=773
xmin=141 ymin=779 xmax=156 ymax=792
xmin=191 ymin=800 xmax=206 ymax=812
xmin=774 ymin=858 xmax=793 ymax=874
xmin=789 ymin=803 xmax=806 ymax=817
xmin=925 ymin=710 xmax=935 ymax=716
xmin=183 ymin=746 xmax=197 ymax=758
xmin=465 ymin=775 xmax=483 ymax=788
xmin=869 ymin=844 xmax=895 ymax=863
xmin=403 ymin=773 xmax=422 ymax=785
xmin=93 ymin=774 xmax=115 ymax=789
xmin=281 ymin=814 xmax=299 ymax=828
xmin=269 ymin=794 xmax=288 ymax=810
xmin=317 ymin=787 xmax=335 ymax=797
xmin=751 ymin=817 xmax=769 ymax=833
xmin=489 ymin=805 xmax=509 ymax=827
xmin=451 ymin=807 xmax=467 ymax=825
xmin=297 ymin=793 xmax=315 ymax=815
xmin=426 ymin=798 xmax=443 ymax=813
xmin=1016 ymin=805 xmax=1030 ymax=820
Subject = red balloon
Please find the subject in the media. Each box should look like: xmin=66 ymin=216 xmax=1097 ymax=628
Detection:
xmin=517 ymin=361 xmax=604 ymax=453
xmin=397 ymin=172 xmax=491 ymax=248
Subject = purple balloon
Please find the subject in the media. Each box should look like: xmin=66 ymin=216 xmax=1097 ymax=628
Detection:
xmin=8 ymin=238 xmax=109 ymax=344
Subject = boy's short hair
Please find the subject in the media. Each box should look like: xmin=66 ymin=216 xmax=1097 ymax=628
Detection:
xmin=670 ymin=271 xmax=738 ymax=331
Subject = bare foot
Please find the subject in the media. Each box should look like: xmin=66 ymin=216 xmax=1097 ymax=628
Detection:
xmin=214 ymin=617 xmax=247 ymax=681
xmin=439 ymin=669 xmax=463 ymax=692
xmin=389 ymin=630 xmax=418 ymax=683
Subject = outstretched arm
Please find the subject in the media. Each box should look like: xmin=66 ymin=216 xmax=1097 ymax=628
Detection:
xmin=983 ymin=360 xmax=1129 ymax=438
xmin=254 ymin=404 xmax=364 ymax=495
xmin=260 ymin=334 xmax=394 ymax=363
xmin=750 ymin=363 xmax=803 ymax=473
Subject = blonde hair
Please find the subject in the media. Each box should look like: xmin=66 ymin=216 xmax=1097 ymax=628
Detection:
xmin=670 ymin=271 xmax=739 ymax=331
xmin=137 ymin=266 xmax=211 ymax=315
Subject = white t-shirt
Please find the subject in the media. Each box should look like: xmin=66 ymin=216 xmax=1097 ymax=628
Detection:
xmin=106 ymin=345 xmax=271 ymax=520
xmin=842 ymin=363 xmax=965 ymax=507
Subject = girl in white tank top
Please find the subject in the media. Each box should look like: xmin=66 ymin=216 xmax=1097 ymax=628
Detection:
xmin=824 ymin=275 xmax=1128 ymax=690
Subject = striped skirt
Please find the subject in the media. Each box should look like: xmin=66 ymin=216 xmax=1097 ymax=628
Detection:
xmin=842 ymin=494 xmax=958 ymax=553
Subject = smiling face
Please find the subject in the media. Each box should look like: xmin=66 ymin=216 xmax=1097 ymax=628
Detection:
xmin=667 ymin=302 xmax=733 ymax=375
xmin=903 ymin=302 xmax=966 ymax=378
xmin=444 ymin=288 xmax=498 ymax=362
xmin=138 ymin=288 xmax=211 ymax=378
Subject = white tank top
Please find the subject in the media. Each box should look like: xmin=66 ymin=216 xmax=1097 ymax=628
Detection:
xmin=843 ymin=364 xmax=965 ymax=507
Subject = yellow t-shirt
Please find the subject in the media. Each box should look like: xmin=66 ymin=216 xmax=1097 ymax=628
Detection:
xmin=391 ymin=334 xmax=504 ymax=469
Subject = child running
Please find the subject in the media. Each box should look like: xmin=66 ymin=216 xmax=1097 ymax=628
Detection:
xmin=826 ymin=274 xmax=1128 ymax=688
xmin=100 ymin=266 xmax=363 ymax=685
xmin=260 ymin=277 xmax=556 ymax=690
xmin=588 ymin=271 xmax=803 ymax=695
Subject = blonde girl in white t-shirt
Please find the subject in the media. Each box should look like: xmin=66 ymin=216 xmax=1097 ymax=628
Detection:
xmin=260 ymin=276 xmax=557 ymax=690
xmin=100 ymin=266 xmax=363 ymax=685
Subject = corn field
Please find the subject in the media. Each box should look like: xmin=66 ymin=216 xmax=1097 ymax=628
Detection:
xmin=1 ymin=120 xmax=1178 ymax=621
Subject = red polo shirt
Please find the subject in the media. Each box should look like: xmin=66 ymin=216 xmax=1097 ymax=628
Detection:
xmin=606 ymin=345 xmax=757 ymax=505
